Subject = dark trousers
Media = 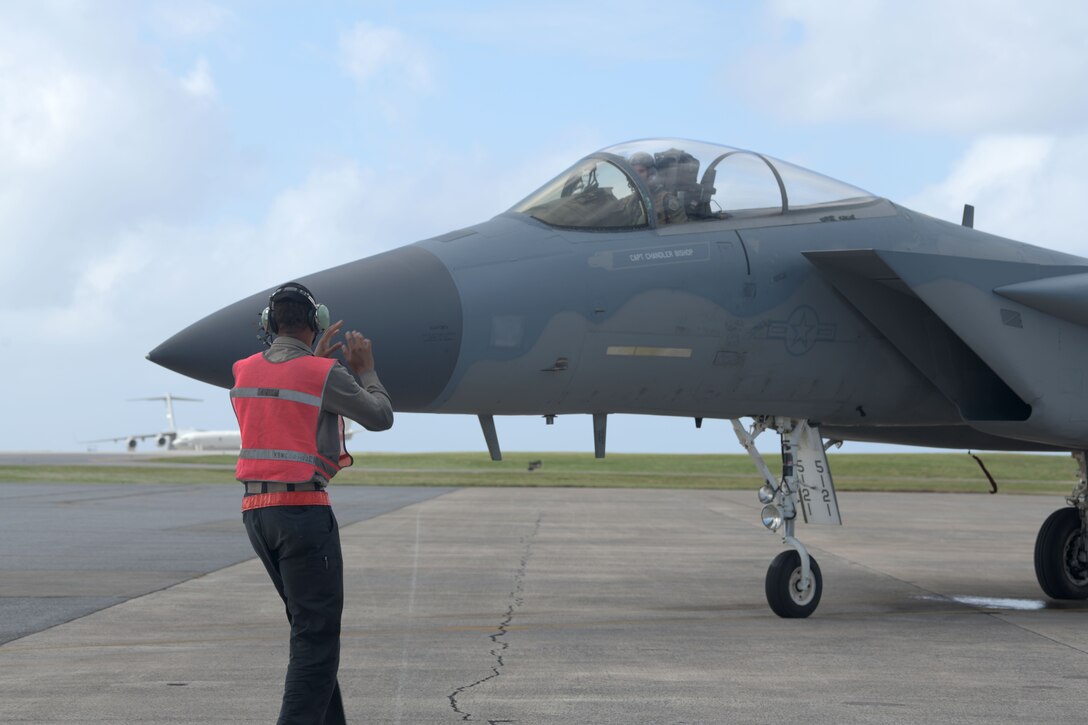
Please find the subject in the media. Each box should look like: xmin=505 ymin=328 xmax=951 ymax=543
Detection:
xmin=244 ymin=505 xmax=346 ymax=725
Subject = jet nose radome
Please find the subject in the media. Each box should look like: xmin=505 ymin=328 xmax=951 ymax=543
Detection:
xmin=148 ymin=245 xmax=462 ymax=412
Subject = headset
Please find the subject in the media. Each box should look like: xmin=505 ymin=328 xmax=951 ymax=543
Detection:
xmin=259 ymin=281 xmax=330 ymax=339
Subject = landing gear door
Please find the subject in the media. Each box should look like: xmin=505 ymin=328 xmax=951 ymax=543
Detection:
xmin=783 ymin=421 xmax=842 ymax=525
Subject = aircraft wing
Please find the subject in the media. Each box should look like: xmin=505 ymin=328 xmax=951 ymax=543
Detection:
xmin=83 ymin=433 xmax=163 ymax=444
xmin=82 ymin=431 xmax=176 ymax=450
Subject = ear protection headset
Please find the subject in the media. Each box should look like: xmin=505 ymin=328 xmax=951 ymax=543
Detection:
xmin=259 ymin=281 xmax=330 ymax=335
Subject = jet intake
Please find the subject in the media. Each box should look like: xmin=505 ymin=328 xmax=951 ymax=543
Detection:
xmin=804 ymin=249 xmax=1031 ymax=422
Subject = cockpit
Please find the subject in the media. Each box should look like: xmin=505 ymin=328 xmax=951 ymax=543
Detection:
xmin=511 ymin=138 xmax=878 ymax=230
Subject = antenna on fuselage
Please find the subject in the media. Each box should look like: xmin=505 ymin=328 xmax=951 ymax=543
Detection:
xmin=962 ymin=204 xmax=975 ymax=228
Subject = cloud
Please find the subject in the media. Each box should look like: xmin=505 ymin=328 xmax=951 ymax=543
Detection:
xmin=738 ymin=0 xmax=1088 ymax=133
xmin=905 ymin=134 xmax=1088 ymax=256
xmin=5 ymin=1 xmax=1003 ymax=454
xmin=337 ymin=20 xmax=442 ymax=125
xmin=21 ymin=141 xmax=541 ymax=347
xmin=251 ymin=146 xmax=563 ymax=277
xmin=181 ymin=57 xmax=216 ymax=97
xmin=39 ymin=232 xmax=155 ymax=339
xmin=149 ymin=0 xmax=231 ymax=38
xmin=340 ymin=20 xmax=433 ymax=92
xmin=774 ymin=2 xmax=1088 ymax=259
xmin=0 ymin=4 xmax=234 ymax=311
xmin=422 ymin=1 xmax=727 ymax=62
xmin=0 ymin=34 xmax=91 ymax=169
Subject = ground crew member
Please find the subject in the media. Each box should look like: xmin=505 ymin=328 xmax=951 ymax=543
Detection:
xmin=231 ymin=281 xmax=393 ymax=725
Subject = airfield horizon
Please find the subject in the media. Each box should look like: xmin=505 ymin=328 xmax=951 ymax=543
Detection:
xmin=0 ymin=451 xmax=1076 ymax=494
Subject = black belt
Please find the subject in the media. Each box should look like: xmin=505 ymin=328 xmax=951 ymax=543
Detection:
xmin=244 ymin=481 xmax=325 ymax=494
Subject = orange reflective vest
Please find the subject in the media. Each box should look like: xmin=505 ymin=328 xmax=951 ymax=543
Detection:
xmin=231 ymin=353 xmax=353 ymax=485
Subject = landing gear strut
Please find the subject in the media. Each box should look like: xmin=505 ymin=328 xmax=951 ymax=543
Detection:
xmin=732 ymin=417 xmax=841 ymax=618
xmin=1035 ymin=452 xmax=1088 ymax=600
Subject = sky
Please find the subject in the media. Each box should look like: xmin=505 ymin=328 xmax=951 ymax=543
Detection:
xmin=4 ymin=0 xmax=1088 ymax=456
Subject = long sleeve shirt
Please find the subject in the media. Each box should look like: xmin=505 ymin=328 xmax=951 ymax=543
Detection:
xmin=245 ymin=335 xmax=393 ymax=484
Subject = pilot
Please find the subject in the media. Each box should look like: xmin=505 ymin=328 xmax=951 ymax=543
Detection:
xmin=628 ymin=151 xmax=687 ymax=225
xmin=231 ymin=282 xmax=393 ymax=725
xmin=628 ymin=151 xmax=655 ymax=185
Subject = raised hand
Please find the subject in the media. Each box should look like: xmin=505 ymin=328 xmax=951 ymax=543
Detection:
xmin=343 ymin=330 xmax=375 ymax=374
xmin=314 ymin=320 xmax=345 ymax=358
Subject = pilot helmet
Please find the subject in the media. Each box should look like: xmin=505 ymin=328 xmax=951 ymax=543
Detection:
xmin=629 ymin=151 xmax=656 ymax=172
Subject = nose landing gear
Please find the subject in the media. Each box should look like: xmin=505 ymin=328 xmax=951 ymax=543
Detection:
xmin=731 ymin=417 xmax=841 ymax=618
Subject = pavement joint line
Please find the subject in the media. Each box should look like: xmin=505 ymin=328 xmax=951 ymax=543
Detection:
xmin=50 ymin=485 xmax=203 ymax=505
xmin=391 ymin=508 xmax=425 ymax=725
xmin=814 ymin=545 xmax=1088 ymax=639
xmin=989 ymin=612 xmax=1088 ymax=656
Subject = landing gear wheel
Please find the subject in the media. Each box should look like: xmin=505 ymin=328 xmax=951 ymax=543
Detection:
xmin=765 ymin=550 xmax=822 ymax=618
xmin=1035 ymin=507 xmax=1088 ymax=600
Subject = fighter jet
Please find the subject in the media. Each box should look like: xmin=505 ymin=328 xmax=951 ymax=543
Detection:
xmin=149 ymin=137 xmax=1088 ymax=618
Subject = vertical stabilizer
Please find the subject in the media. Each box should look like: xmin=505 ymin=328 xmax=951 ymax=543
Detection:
xmin=128 ymin=394 xmax=202 ymax=434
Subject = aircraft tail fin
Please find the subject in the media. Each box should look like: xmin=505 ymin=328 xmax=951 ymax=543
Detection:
xmin=127 ymin=394 xmax=202 ymax=439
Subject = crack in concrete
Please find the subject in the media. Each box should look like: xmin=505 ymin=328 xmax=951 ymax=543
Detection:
xmin=448 ymin=514 xmax=541 ymax=723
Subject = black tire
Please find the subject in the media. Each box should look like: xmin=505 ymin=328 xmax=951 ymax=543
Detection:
xmin=765 ymin=549 xmax=822 ymax=618
xmin=1035 ymin=507 xmax=1088 ymax=600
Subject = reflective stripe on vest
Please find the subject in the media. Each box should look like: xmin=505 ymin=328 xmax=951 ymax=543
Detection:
xmin=230 ymin=387 xmax=323 ymax=408
xmin=231 ymin=353 xmax=347 ymax=484
xmin=238 ymin=448 xmax=338 ymax=477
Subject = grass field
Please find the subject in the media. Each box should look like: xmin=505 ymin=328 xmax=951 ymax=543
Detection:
xmin=0 ymin=451 xmax=1079 ymax=494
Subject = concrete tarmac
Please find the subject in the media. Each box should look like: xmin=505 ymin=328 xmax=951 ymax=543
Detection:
xmin=0 ymin=482 xmax=454 ymax=644
xmin=3 ymin=483 xmax=1088 ymax=724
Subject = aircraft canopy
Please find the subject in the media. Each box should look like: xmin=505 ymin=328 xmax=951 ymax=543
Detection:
xmin=512 ymin=138 xmax=877 ymax=230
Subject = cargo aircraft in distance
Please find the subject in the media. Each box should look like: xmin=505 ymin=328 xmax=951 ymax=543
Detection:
xmin=87 ymin=394 xmax=241 ymax=452
xmin=88 ymin=393 xmax=358 ymax=453
xmin=149 ymin=137 xmax=1088 ymax=618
